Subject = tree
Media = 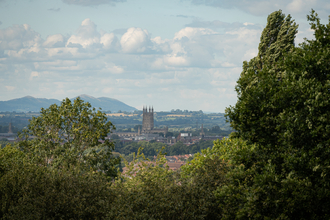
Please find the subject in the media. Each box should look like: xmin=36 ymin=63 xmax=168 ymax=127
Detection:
xmin=19 ymin=97 xmax=119 ymax=178
xmin=107 ymin=148 xmax=225 ymax=219
xmin=256 ymin=10 xmax=298 ymax=70
xmin=226 ymin=9 xmax=330 ymax=151
xmin=0 ymin=145 xmax=112 ymax=219
xmin=226 ymin=10 xmax=298 ymax=146
xmin=219 ymin=10 xmax=330 ymax=219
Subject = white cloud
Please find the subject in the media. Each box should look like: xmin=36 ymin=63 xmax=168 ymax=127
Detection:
xmin=66 ymin=19 xmax=100 ymax=48
xmin=43 ymin=34 xmax=65 ymax=48
xmin=164 ymin=55 xmax=189 ymax=66
xmin=102 ymin=63 xmax=124 ymax=74
xmin=100 ymin=33 xmax=117 ymax=50
xmin=120 ymin=28 xmax=151 ymax=53
xmin=1 ymin=0 xmax=327 ymax=112
xmin=174 ymin=27 xmax=216 ymax=40
xmin=0 ymin=24 xmax=41 ymax=50
xmin=0 ymin=16 xmax=315 ymax=112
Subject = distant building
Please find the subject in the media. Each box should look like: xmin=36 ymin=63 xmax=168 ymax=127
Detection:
xmin=179 ymin=133 xmax=192 ymax=137
xmin=142 ymin=106 xmax=154 ymax=132
xmin=141 ymin=106 xmax=167 ymax=135
xmin=113 ymin=106 xmax=167 ymax=139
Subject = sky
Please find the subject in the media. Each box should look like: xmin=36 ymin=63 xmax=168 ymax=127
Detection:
xmin=0 ymin=0 xmax=329 ymax=112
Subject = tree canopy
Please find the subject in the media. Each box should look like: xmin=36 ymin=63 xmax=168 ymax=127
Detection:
xmin=220 ymin=10 xmax=330 ymax=219
xmin=19 ymin=97 xmax=119 ymax=178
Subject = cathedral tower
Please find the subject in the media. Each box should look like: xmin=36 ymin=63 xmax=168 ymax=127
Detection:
xmin=142 ymin=106 xmax=154 ymax=132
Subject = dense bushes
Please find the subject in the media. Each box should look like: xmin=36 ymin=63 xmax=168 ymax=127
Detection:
xmin=0 ymin=144 xmax=227 ymax=219
xmin=0 ymin=146 xmax=112 ymax=219
xmin=115 ymin=139 xmax=214 ymax=159
xmin=108 ymin=150 xmax=226 ymax=220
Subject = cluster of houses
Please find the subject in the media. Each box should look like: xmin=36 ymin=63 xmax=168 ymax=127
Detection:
xmin=122 ymin=154 xmax=193 ymax=176
xmin=111 ymin=131 xmax=223 ymax=146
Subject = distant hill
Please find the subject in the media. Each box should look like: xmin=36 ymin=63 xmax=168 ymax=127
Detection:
xmin=0 ymin=95 xmax=137 ymax=113
xmin=0 ymin=96 xmax=61 ymax=112
xmin=73 ymin=94 xmax=137 ymax=112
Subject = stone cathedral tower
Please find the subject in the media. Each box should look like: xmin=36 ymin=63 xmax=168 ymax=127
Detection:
xmin=142 ymin=106 xmax=154 ymax=133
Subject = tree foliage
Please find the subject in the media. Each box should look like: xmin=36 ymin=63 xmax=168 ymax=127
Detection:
xmin=108 ymin=148 xmax=226 ymax=219
xmin=115 ymin=139 xmax=214 ymax=159
xmin=0 ymin=146 xmax=112 ymax=219
xmin=19 ymin=97 xmax=119 ymax=178
xmin=226 ymin=10 xmax=298 ymax=146
xmin=221 ymin=10 xmax=330 ymax=219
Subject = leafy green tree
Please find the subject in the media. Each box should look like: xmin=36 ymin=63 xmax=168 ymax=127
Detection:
xmin=220 ymin=10 xmax=330 ymax=219
xmin=19 ymin=97 xmax=119 ymax=178
xmin=108 ymin=148 xmax=225 ymax=219
xmin=226 ymin=9 xmax=330 ymax=157
xmin=0 ymin=145 xmax=112 ymax=219
xmin=226 ymin=10 xmax=298 ymax=146
xmin=0 ymin=139 xmax=10 ymax=149
xmin=256 ymin=10 xmax=298 ymax=70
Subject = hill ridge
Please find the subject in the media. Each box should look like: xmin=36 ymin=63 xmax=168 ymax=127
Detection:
xmin=0 ymin=95 xmax=137 ymax=113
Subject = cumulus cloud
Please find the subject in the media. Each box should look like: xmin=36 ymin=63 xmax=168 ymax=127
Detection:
xmin=100 ymin=33 xmax=117 ymax=50
xmin=0 ymin=18 xmax=267 ymax=111
xmin=43 ymin=34 xmax=65 ymax=48
xmin=0 ymin=24 xmax=41 ymax=50
xmin=0 ymin=18 xmax=261 ymax=69
xmin=120 ymin=28 xmax=152 ymax=53
xmin=1 ymin=0 xmax=327 ymax=112
xmin=66 ymin=19 xmax=100 ymax=48
xmin=62 ymin=0 xmax=126 ymax=6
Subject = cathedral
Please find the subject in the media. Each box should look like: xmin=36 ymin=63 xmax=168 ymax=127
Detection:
xmin=114 ymin=106 xmax=167 ymax=137
xmin=142 ymin=106 xmax=154 ymax=132
xmin=141 ymin=106 xmax=167 ymax=135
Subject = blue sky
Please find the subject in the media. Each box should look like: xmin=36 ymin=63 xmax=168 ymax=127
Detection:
xmin=0 ymin=0 xmax=329 ymax=112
